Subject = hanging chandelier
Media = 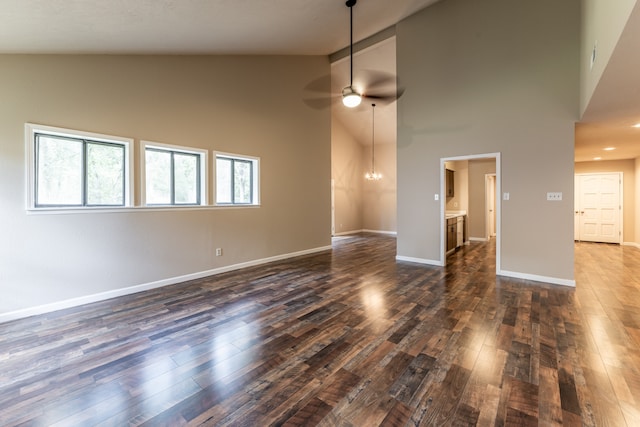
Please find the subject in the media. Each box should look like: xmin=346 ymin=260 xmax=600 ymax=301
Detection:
xmin=365 ymin=103 xmax=382 ymax=180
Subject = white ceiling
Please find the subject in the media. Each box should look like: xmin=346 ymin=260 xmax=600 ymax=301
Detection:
xmin=2 ymin=0 xmax=640 ymax=161
xmin=576 ymin=2 xmax=640 ymax=163
xmin=0 ymin=0 xmax=438 ymax=55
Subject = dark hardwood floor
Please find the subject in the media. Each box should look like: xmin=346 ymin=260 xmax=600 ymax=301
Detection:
xmin=1 ymin=234 xmax=640 ymax=426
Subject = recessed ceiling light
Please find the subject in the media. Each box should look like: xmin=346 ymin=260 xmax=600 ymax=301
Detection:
xmin=593 ymin=157 xmax=602 ymax=160
xmin=633 ymin=123 xmax=640 ymax=128
xmin=603 ymin=147 xmax=616 ymax=151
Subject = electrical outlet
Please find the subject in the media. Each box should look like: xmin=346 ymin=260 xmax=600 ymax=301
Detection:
xmin=216 ymin=248 xmax=223 ymax=256
xmin=547 ymin=192 xmax=562 ymax=201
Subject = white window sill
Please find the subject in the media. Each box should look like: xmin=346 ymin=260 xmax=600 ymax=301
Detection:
xmin=26 ymin=204 xmax=260 ymax=215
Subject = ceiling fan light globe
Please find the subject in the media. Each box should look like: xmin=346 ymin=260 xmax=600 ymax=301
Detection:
xmin=342 ymin=87 xmax=362 ymax=108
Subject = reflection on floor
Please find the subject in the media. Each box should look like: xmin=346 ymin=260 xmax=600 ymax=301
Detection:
xmin=1 ymin=234 xmax=639 ymax=425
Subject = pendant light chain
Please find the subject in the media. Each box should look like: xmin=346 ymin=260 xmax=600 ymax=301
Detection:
xmin=371 ymin=103 xmax=375 ymax=172
xmin=366 ymin=103 xmax=382 ymax=180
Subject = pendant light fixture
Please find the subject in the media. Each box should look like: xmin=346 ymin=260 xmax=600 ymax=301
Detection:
xmin=342 ymin=0 xmax=362 ymax=108
xmin=365 ymin=103 xmax=382 ymax=180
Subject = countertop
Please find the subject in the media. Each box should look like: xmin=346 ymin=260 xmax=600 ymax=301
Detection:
xmin=445 ymin=210 xmax=466 ymax=219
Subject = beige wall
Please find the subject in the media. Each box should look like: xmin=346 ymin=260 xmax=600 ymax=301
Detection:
xmin=331 ymin=117 xmax=364 ymax=234
xmin=396 ymin=0 xmax=580 ymax=283
xmin=362 ymin=143 xmax=397 ymax=233
xmin=468 ymin=159 xmax=497 ymax=239
xmin=575 ymin=159 xmax=636 ymax=243
xmin=0 ymin=54 xmax=331 ymax=315
xmin=331 ymin=112 xmax=397 ymax=235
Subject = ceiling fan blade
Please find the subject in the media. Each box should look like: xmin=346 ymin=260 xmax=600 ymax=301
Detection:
xmin=302 ymin=68 xmax=405 ymax=109
xmin=356 ymin=70 xmax=396 ymax=91
xmin=303 ymin=75 xmax=332 ymax=94
xmin=303 ymin=95 xmax=338 ymax=110
xmin=302 ymin=74 xmax=337 ymax=110
xmin=351 ymin=69 xmax=405 ymax=105
xmin=364 ymin=94 xmax=394 ymax=101
xmin=363 ymin=86 xmax=405 ymax=104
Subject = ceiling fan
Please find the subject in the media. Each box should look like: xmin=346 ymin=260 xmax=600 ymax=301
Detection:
xmin=341 ymin=0 xmax=403 ymax=108
xmin=342 ymin=0 xmax=361 ymax=108
xmin=302 ymin=0 xmax=403 ymax=110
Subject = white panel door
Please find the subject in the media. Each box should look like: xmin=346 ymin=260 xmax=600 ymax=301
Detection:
xmin=575 ymin=173 xmax=622 ymax=243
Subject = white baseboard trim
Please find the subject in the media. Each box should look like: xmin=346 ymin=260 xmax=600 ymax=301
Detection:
xmin=396 ymin=255 xmax=443 ymax=267
xmin=623 ymin=242 xmax=640 ymax=249
xmin=395 ymin=257 xmax=574 ymax=287
xmin=333 ymin=230 xmax=360 ymax=236
xmin=0 ymin=245 xmax=332 ymax=324
xmin=498 ymin=270 xmax=575 ymax=287
xmin=362 ymin=229 xmax=397 ymax=236
xmin=334 ymin=229 xmax=397 ymax=237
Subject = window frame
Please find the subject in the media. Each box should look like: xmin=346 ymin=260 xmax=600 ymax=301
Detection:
xmin=214 ymin=151 xmax=260 ymax=206
xmin=140 ymin=140 xmax=208 ymax=207
xmin=25 ymin=123 xmax=133 ymax=210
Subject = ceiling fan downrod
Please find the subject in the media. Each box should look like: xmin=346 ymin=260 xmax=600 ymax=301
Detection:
xmin=347 ymin=0 xmax=356 ymax=87
xmin=343 ymin=0 xmax=362 ymax=108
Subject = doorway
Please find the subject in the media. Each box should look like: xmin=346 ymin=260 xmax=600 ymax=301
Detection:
xmin=331 ymin=179 xmax=335 ymax=236
xmin=440 ymin=153 xmax=501 ymax=273
xmin=574 ymin=172 xmax=623 ymax=243
xmin=485 ymin=174 xmax=496 ymax=240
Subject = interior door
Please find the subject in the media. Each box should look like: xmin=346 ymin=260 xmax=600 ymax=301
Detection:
xmin=575 ymin=173 xmax=622 ymax=243
xmin=486 ymin=174 xmax=496 ymax=239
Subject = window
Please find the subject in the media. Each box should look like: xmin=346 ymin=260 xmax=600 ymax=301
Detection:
xmin=26 ymin=124 xmax=132 ymax=209
xmin=215 ymin=152 xmax=259 ymax=205
xmin=142 ymin=141 xmax=207 ymax=206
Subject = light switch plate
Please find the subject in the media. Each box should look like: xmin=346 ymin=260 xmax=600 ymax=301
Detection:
xmin=434 ymin=194 xmax=439 ymax=201
xmin=503 ymin=192 xmax=510 ymax=201
xmin=547 ymin=192 xmax=562 ymax=201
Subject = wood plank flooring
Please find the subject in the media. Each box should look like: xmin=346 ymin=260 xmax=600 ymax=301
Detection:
xmin=1 ymin=234 xmax=640 ymax=426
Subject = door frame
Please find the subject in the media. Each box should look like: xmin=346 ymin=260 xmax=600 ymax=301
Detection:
xmin=440 ymin=152 xmax=501 ymax=274
xmin=331 ymin=179 xmax=335 ymax=236
xmin=574 ymin=172 xmax=623 ymax=244
xmin=485 ymin=173 xmax=496 ymax=239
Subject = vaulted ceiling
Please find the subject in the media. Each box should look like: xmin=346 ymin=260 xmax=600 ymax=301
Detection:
xmin=0 ymin=0 xmax=438 ymax=55
xmin=576 ymin=2 xmax=640 ymax=162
